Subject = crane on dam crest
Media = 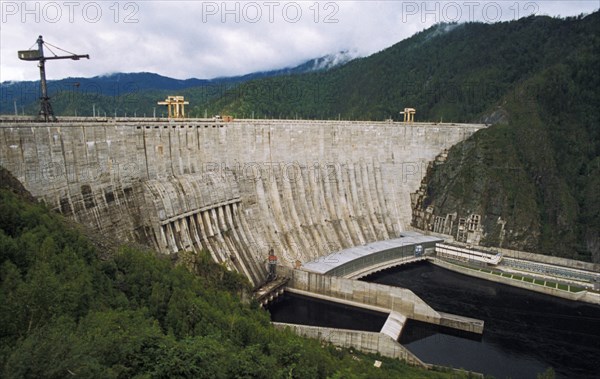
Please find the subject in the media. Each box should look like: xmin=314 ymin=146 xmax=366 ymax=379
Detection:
xmin=400 ymin=107 xmax=416 ymax=123
xmin=157 ymin=96 xmax=189 ymax=118
xmin=18 ymin=35 xmax=89 ymax=122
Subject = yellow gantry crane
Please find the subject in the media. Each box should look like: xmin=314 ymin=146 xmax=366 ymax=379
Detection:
xmin=18 ymin=35 xmax=89 ymax=122
xmin=157 ymin=96 xmax=189 ymax=118
xmin=400 ymin=107 xmax=416 ymax=123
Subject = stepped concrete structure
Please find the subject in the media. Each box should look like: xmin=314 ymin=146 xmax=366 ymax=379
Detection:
xmin=0 ymin=116 xmax=485 ymax=286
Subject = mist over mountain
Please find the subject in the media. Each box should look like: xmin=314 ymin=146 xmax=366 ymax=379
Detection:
xmin=206 ymin=13 xmax=598 ymax=122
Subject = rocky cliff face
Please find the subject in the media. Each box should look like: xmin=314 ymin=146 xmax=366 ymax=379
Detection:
xmin=411 ymin=128 xmax=542 ymax=252
xmin=412 ymin=53 xmax=600 ymax=263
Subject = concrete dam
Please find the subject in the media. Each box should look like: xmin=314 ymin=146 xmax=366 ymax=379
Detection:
xmin=0 ymin=117 xmax=485 ymax=286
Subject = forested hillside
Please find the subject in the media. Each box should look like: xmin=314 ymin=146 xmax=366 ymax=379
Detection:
xmin=206 ymin=13 xmax=600 ymax=261
xmin=416 ymin=36 xmax=599 ymax=261
xmin=0 ymin=168 xmax=460 ymax=378
xmin=205 ymin=13 xmax=598 ymax=121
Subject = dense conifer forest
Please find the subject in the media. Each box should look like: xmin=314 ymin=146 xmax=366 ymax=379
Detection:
xmin=0 ymin=171 xmax=464 ymax=378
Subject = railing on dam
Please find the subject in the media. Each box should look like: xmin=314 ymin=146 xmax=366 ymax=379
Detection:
xmin=0 ymin=115 xmax=487 ymax=129
xmin=301 ymin=231 xmax=442 ymax=277
xmin=502 ymin=257 xmax=600 ymax=285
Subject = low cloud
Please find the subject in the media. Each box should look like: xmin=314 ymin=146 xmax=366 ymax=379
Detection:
xmin=1 ymin=1 xmax=598 ymax=82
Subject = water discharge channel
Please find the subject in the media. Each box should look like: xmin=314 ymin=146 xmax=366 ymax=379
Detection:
xmin=267 ymin=292 xmax=388 ymax=332
xmin=267 ymin=261 xmax=600 ymax=379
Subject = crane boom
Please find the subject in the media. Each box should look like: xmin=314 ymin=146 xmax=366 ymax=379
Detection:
xmin=18 ymin=35 xmax=89 ymax=122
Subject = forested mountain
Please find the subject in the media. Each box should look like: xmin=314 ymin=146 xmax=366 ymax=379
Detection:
xmin=0 ymin=167 xmax=459 ymax=378
xmin=415 ymin=37 xmax=599 ymax=262
xmin=0 ymin=51 xmax=356 ymax=117
xmin=203 ymin=13 xmax=600 ymax=262
xmin=205 ymin=13 xmax=598 ymax=121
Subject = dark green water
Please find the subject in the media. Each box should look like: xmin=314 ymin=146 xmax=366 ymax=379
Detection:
xmin=267 ymin=292 xmax=387 ymax=332
xmin=267 ymin=261 xmax=600 ymax=378
xmin=364 ymin=262 xmax=600 ymax=379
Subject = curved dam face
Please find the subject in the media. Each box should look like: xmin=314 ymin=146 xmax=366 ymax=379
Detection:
xmin=0 ymin=118 xmax=485 ymax=286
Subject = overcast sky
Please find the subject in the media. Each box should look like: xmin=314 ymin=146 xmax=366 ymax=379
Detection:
xmin=1 ymin=1 xmax=598 ymax=82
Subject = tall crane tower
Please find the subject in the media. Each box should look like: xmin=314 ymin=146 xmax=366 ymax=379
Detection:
xmin=18 ymin=35 xmax=89 ymax=122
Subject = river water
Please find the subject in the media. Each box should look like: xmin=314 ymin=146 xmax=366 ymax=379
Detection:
xmin=267 ymin=261 xmax=600 ymax=378
xmin=267 ymin=292 xmax=388 ymax=332
xmin=364 ymin=262 xmax=600 ymax=379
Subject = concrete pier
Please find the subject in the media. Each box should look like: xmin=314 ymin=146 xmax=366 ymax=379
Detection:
xmin=380 ymin=311 xmax=407 ymax=340
xmin=273 ymin=322 xmax=428 ymax=367
xmin=254 ymin=277 xmax=289 ymax=306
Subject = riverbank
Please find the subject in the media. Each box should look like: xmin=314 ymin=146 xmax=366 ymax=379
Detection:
xmin=429 ymin=257 xmax=600 ymax=305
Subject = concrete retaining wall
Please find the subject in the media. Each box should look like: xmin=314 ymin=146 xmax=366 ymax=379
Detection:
xmin=430 ymin=258 xmax=600 ymax=304
xmin=288 ymin=268 xmax=439 ymax=324
xmin=499 ymin=247 xmax=600 ymax=272
xmin=438 ymin=236 xmax=600 ymax=272
xmin=287 ymin=269 xmax=484 ymax=333
xmin=272 ymin=322 xmax=428 ymax=367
